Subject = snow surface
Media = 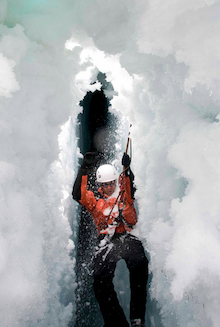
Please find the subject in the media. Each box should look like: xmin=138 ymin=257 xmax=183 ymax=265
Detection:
xmin=1 ymin=0 xmax=220 ymax=326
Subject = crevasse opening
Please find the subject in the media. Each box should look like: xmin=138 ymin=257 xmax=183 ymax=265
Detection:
xmin=1 ymin=1 xmax=220 ymax=327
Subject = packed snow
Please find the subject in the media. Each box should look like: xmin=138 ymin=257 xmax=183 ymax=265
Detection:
xmin=1 ymin=0 xmax=220 ymax=326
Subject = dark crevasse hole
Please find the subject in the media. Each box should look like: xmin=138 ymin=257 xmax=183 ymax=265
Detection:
xmin=73 ymin=73 xmax=118 ymax=327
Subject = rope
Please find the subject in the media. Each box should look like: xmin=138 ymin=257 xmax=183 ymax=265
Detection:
xmin=104 ymin=124 xmax=133 ymax=229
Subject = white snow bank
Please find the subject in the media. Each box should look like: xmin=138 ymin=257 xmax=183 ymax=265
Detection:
xmin=167 ymin=120 xmax=220 ymax=300
xmin=0 ymin=3 xmax=82 ymax=327
xmin=0 ymin=53 xmax=19 ymax=97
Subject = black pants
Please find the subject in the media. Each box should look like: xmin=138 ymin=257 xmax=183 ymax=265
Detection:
xmin=93 ymin=233 xmax=148 ymax=327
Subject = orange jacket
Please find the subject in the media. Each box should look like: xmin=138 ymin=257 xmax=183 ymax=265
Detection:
xmin=78 ymin=174 xmax=137 ymax=235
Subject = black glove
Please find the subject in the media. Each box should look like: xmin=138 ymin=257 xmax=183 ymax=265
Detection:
xmin=122 ymin=153 xmax=130 ymax=168
xmin=81 ymin=152 xmax=99 ymax=167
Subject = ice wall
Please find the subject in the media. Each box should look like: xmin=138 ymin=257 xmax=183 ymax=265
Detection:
xmin=2 ymin=0 xmax=220 ymax=326
xmin=0 ymin=1 xmax=82 ymax=326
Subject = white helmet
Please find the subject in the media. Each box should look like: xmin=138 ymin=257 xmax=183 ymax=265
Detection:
xmin=96 ymin=164 xmax=118 ymax=183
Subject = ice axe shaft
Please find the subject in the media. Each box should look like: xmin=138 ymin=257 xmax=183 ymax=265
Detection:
xmin=126 ymin=138 xmax=130 ymax=154
xmin=120 ymin=124 xmax=132 ymax=203
xmin=125 ymin=124 xmax=132 ymax=155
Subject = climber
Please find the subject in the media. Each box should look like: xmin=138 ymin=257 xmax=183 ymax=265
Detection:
xmin=72 ymin=152 xmax=148 ymax=327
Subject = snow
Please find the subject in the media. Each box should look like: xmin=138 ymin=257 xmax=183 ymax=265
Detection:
xmin=0 ymin=53 xmax=19 ymax=97
xmin=0 ymin=3 xmax=81 ymax=326
xmin=1 ymin=0 xmax=220 ymax=326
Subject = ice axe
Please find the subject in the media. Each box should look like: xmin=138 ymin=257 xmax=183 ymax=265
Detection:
xmin=125 ymin=123 xmax=132 ymax=159
xmin=117 ymin=124 xmax=133 ymax=222
xmin=106 ymin=124 xmax=133 ymax=223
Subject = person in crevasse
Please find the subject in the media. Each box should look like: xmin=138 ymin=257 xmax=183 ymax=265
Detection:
xmin=72 ymin=152 xmax=148 ymax=327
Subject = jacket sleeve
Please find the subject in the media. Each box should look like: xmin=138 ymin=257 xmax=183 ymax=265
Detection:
xmin=72 ymin=166 xmax=88 ymax=202
xmin=72 ymin=167 xmax=97 ymax=213
xmin=122 ymin=200 xmax=137 ymax=227
xmin=118 ymin=168 xmax=137 ymax=227
xmin=72 ymin=151 xmax=100 ymax=202
xmin=124 ymin=167 xmax=136 ymax=200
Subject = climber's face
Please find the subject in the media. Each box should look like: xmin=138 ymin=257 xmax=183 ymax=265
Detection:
xmin=101 ymin=180 xmax=116 ymax=196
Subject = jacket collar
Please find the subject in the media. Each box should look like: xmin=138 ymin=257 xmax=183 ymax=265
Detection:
xmin=98 ymin=187 xmax=109 ymax=198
